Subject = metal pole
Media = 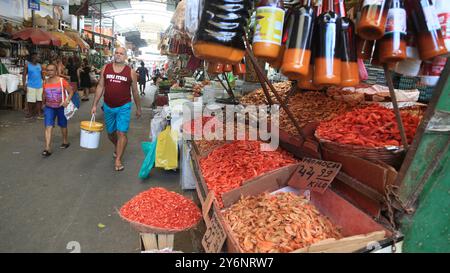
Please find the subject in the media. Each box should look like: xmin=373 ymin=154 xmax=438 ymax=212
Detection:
xmin=383 ymin=64 xmax=409 ymax=150
xmin=32 ymin=10 xmax=35 ymax=27
xmin=99 ymin=2 xmax=102 ymax=39
xmin=222 ymin=73 xmax=236 ymax=100
xmin=112 ymin=17 xmax=115 ymax=49
xmin=243 ymin=35 xmax=304 ymax=139
xmin=92 ymin=12 xmax=95 ymax=50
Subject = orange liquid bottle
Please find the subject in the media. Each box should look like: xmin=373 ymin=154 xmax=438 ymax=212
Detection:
xmin=281 ymin=0 xmax=315 ymax=79
xmin=379 ymin=0 xmax=407 ymax=63
xmin=314 ymin=0 xmax=342 ymax=86
xmin=253 ymin=0 xmax=286 ymax=62
xmin=193 ymin=0 xmax=251 ymax=64
xmin=357 ymin=0 xmax=389 ymax=40
xmin=336 ymin=0 xmax=359 ymax=86
xmin=406 ymin=0 xmax=448 ymax=60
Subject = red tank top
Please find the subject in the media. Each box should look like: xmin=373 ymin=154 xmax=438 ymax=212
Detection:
xmin=103 ymin=63 xmax=132 ymax=107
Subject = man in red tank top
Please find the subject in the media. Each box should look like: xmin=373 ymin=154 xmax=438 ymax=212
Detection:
xmin=91 ymin=47 xmax=142 ymax=171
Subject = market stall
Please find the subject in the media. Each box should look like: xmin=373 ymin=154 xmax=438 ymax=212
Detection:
xmin=173 ymin=0 xmax=449 ymax=253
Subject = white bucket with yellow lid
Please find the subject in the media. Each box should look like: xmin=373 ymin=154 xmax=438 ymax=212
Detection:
xmin=80 ymin=114 xmax=104 ymax=149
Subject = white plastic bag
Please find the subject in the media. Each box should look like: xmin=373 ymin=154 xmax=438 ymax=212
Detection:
xmin=150 ymin=110 xmax=168 ymax=141
xmin=180 ymin=141 xmax=196 ymax=190
xmin=61 ymin=79 xmax=78 ymax=120
xmin=185 ymin=0 xmax=201 ymax=38
xmin=171 ymin=0 xmax=186 ymax=31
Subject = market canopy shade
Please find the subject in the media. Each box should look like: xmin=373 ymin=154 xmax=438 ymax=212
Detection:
xmin=64 ymin=31 xmax=90 ymax=50
xmin=50 ymin=31 xmax=77 ymax=49
xmin=12 ymin=28 xmax=61 ymax=46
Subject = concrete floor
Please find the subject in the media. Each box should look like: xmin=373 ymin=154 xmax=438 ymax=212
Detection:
xmin=0 ymin=85 xmax=204 ymax=253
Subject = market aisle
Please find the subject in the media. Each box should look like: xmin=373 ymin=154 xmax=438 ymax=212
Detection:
xmin=0 ymin=85 xmax=203 ymax=253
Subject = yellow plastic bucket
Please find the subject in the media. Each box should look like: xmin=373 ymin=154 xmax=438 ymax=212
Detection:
xmin=80 ymin=115 xmax=104 ymax=149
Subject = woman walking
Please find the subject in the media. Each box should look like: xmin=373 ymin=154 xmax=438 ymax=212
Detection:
xmin=41 ymin=63 xmax=74 ymax=157
xmin=78 ymin=58 xmax=92 ymax=101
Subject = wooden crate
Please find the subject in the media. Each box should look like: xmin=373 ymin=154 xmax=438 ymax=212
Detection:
xmin=140 ymin=233 xmax=175 ymax=252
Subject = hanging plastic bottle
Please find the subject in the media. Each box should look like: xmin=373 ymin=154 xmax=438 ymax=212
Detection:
xmin=281 ymin=0 xmax=316 ymax=79
xmin=378 ymin=0 xmax=407 ymax=63
xmin=253 ymin=0 xmax=286 ymax=61
xmin=406 ymin=0 xmax=448 ymax=60
xmin=269 ymin=7 xmax=292 ymax=70
xmin=357 ymin=0 xmax=389 ymax=40
xmin=233 ymin=58 xmax=247 ymax=75
xmin=336 ymin=0 xmax=359 ymax=87
xmin=297 ymin=0 xmax=322 ymax=90
xmin=435 ymin=0 xmax=450 ymax=52
xmin=207 ymin=62 xmax=224 ymax=75
xmin=314 ymin=0 xmax=342 ymax=86
xmin=193 ymin=0 xmax=251 ymax=64
xmin=223 ymin=64 xmax=233 ymax=72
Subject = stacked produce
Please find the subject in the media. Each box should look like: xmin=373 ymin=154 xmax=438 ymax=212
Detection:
xmin=182 ymin=116 xmax=219 ymax=137
xmin=120 ymin=187 xmax=202 ymax=231
xmin=199 ymin=140 xmax=297 ymax=208
xmin=195 ymin=139 xmax=227 ymax=156
xmin=240 ymin=81 xmax=293 ymax=105
xmin=316 ymin=104 xmax=420 ymax=147
xmin=279 ymin=92 xmax=355 ymax=135
xmin=223 ymin=192 xmax=342 ymax=253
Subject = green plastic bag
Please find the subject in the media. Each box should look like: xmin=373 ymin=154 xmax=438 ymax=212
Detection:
xmin=138 ymin=140 xmax=157 ymax=179
xmin=155 ymin=126 xmax=178 ymax=170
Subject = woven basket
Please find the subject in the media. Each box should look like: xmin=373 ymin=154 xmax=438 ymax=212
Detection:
xmin=315 ymin=134 xmax=405 ymax=167
xmin=119 ymin=213 xmax=201 ymax=234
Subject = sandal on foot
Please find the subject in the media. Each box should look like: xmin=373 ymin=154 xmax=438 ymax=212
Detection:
xmin=60 ymin=143 xmax=70 ymax=149
xmin=113 ymin=152 xmax=117 ymax=158
xmin=42 ymin=150 xmax=52 ymax=157
xmin=115 ymin=164 xmax=124 ymax=171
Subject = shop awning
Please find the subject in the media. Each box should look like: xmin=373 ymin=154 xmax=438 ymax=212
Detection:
xmin=64 ymin=31 xmax=90 ymax=50
xmin=50 ymin=31 xmax=78 ymax=49
xmin=12 ymin=28 xmax=61 ymax=46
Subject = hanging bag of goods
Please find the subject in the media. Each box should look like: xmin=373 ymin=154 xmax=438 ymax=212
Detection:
xmin=314 ymin=0 xmax=342 ymax=86
xmin=280 ymin=0 xmax=316 ymax=80
xmin=193 ymin=0 xmax=251 ymax=64
xmin=253 ymin=0 xmax=286 ymax=62
xmin=406 ymin=0 xmax=448 ymax=60
xmin=378 ymin=0 xmax=408 ymax=63
xmin=357 ymin=0 xmax=389 ymax=40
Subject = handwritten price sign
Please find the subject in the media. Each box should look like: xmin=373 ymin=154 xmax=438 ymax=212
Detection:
xmin=201 ymin=192 xmax=227 ymax=253
xmin=288 ymin=158 xmax=342 ymax=193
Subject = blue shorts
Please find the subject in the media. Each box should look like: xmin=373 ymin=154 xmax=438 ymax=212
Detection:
xmin=103 ymin=102 xmax=132 ymax=134
xmin=44 ymin=106 xmax=67 ymax=128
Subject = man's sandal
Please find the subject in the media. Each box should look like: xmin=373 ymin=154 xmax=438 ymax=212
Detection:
xmin=60 ymin=143 xmax=70 ymax=149
xmin=42 ymin=150 xmax=52 ymax=157
xmin=115 ymin=164 xmax=124 ymax=171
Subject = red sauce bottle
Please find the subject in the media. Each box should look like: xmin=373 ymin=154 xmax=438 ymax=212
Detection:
xmin=336 ymin=0 xmax=359 ymax=86
xmin=233 ymin=58 xmax=247 ymax=75
xmin=253 ymin=0 xmax=286 ymax=62
xmin=281 ymin=0 xmax=315 ymax=79
xmin=314 ymin=0 xmax=342 ymax=86
xmin=379 ymin=0 xmax=407 ymax=63
xmin=406 ymin=0 xmax=448 ymax=60
xmin=357 ymin=0 xmax=389 ymax=40
xmin=223 ymin=63 xmax=233 ymax=72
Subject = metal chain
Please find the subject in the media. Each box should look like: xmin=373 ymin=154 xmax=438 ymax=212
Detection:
xmin=383 ymin=184 xmax=414 ymax=253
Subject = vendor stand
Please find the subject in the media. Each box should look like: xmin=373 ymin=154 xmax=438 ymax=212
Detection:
xmin=171 ymin=0 xmax=450 ymax=253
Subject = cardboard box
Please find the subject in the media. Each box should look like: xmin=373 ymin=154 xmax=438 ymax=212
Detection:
xmin=218 ymin=165 xmax=391 ymax=253
xmin=190 ymin=147 xmax=299 ymax=207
